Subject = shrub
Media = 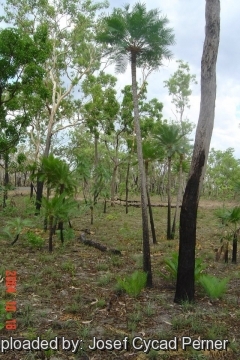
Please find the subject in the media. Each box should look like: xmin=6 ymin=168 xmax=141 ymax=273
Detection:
xmin=26 ymin=231 xmax=45 ymax=248
xmin=117 ymin=270 xmax=147 ymax=297
xmin=199 ymin=275 xmax=229 ymax=300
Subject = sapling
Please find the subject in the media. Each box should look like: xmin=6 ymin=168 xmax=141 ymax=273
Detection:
xmin=3 ymin=217 xmax=32 ymax=245
xmin=199 ymin=275 xmax=229 ymax=300
xmin=117 ymin=270 xmax=147 ymax=297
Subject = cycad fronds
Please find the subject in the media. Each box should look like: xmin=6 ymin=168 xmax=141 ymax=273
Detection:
xmin=97 ymin=2 xmax=175 ymax=72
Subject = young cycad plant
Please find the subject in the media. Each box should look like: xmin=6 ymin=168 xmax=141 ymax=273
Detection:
xmin=3 ymin=217 xmax=33 ymax=245
xmin=41 ymin=194 xmax=77 ymax=252
xmin=215 ymin=206 xmax=240 ymax=263
xmin=37 ymin=154 xmax=77 ymax=233
xmin=117 ymin=270 xmax=147 ymax=297
xmin=199 ymin=275 xmax=229 ymax=300
xmin=39 ymin=154 xmax=76 ymax=196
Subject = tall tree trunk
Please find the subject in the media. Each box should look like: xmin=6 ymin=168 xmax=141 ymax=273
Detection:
xmin=145 ymin=160 xmax=157 ymax=244
xmin=111 ymin=164 xmax=117 ymax=206
xmin=35 ymin=111 xmax=54 ymax=213
xmin=125 ymin=160 xmax=130 ymax=214
xmin=3 ymin=152 xmax=9 ymax=208
xmin=167 ymin=156 xmax=173 ymax=239
xmin=35 ymin=180 xmax=44 ymax=214
xmin=49 ymin=215 xmax=54 ymax=252
xmin=94 ymin=132 xmax=99 ymax=167
xmin=174 ymin=0 xmax=220 ymax=303
xmin=172 ymin=154 xmax=183 ymax=238
xmin=30 ymin=182 xmax=34 ymax=198
xmin=131 ymin=52 xmax=152 ymax=287
xmin=232 ymin=232 xmax=237 ymax=264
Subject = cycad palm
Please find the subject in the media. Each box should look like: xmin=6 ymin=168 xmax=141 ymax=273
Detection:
xmin=40 ymin=154 xmax=76 ymax=196
xmin=216 ymin=206 xmax=240 ymax=263
xmin=97 ymin=2 xmax=175 ymax=287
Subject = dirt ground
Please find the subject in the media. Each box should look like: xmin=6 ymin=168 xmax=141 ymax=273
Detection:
xmin=0 ymin=190 xmax=239 ymax=359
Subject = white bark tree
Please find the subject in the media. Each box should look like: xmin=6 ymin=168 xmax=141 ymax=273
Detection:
xmin=2 ymin=0 xmax=108 ymax=210
xmin=174 ymin=0 xmax=220 ymax=303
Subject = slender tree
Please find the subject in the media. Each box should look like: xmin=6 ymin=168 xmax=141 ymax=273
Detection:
xmin=164 ymin=60 xmax=197 ymax=125
xmin=155 ymin=123 xmax=185 ymax=239
xmin=174 ymin=0 xmax=220 ymax=303
xmin=164 ymin=61 xmax=196 ymax=238
xmin=97 ymin=2 xmax=175 ymax=287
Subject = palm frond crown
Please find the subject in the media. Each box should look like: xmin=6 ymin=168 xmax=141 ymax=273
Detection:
xmin=97 ymin=2 xmax=175 ymax=73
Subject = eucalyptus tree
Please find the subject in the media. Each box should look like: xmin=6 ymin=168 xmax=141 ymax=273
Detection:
xmin=164 ymin=60 xmax=197 ymax=125
xmin=175 ymin=0 xmax=220 ymax=303
xmin=97 ymin=3 xmax=175 ymax=286
xmin=81 ymin=72 xmax=122 ymax=206
xmin=2 ymin=0 xmax=108 ymax=211
xmin=205 ymin=148 xmax=240 ymax=199
xmin=164 ymin=60 xmax=196 ymax=238
xmin=81 ymin=71 xmax=120 ymax=167
xmin=0 ymin=26 xmax=50 ymax=154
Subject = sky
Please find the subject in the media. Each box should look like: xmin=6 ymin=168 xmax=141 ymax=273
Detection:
xmin=1 ymin=0 xmax=239 ymax=158
xmin=105 ymin=0 xmax=240 ymax=158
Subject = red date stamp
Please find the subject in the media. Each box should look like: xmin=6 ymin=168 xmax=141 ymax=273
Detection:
xmin=5 ymin=271 xmax=17 ymax=330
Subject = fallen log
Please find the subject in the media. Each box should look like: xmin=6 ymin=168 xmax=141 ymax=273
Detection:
xmin=131 ymin=203 xmax=181 ymax=208
xmin=79 ymin=233 xmax=122 ymax=256
xmin=115 ymin=198 xmax=181 ymax=208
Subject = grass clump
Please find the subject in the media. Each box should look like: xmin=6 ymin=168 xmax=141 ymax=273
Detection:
xmin=0 ymin=301 xmax=12 ymax=330
xmin=117 ymin=270 xmax=147 ymax=297
xmin=199 ymin=275 xmax=229 ymax=300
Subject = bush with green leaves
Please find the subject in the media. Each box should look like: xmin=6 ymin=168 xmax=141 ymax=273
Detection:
xmin=0 ymin=301 xmax=12 ymax=330
xmin=161 ymin=252 xmax=206 ymax=282
xmin=26 ymin=231 xmax=45 ymax=248
xmin=199 ymin=275 xmax=229 ymax=300
xmin=117 ymin=270 xmax=147 ymax=297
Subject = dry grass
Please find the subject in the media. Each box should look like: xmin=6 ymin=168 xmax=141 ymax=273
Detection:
xmin=0 ymin=192 xmax=239 ymax=360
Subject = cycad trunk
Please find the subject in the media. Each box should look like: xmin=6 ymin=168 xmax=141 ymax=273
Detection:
xmin=167 ymin=156 xmax=173 ymax=239
xmin=174 ymin=0 xmax=220 ymax=303
xmin=131 ymin=51 xmax=152 ymax=287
